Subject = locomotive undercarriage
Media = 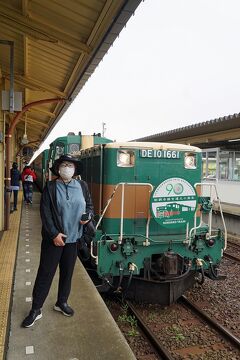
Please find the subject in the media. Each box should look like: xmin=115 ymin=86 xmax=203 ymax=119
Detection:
xmin=85 ymin=182 xmax=226 ymax=305
xmin=114 ymin=252 xmax=197 ymax=305
xmin=121 ymin=252 xmax=224 ymax=304
xmin=91 ymin=265 xmax=198 ymax=306
xmin=85 ymin=228 xmax=227 ymax=304
xmin=116 ymin=271 xmax=197 ymax=305
xmin=85 ymin=246 xmax=208 ymax=305
xmin=89 ymin=262 xmax=222 ymax=305
xmin=83 ymin=226 xmax=225 ymax=305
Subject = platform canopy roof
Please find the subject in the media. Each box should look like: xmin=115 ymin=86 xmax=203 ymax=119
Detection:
xmin=135 ymin=113 xmax=240 ymax=149
xmin=0 ymin=0 xmax=141 ymax=150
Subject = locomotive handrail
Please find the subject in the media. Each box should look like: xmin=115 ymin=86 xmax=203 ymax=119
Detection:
xmin=91 ymin=183 xmax=124 ymax=262
xmin=97 ymin=233 xmax=187 ymax=244
xmin=193 ymin=182 xmax=227 ymax=250
xmin=95 ymin=182 xmax=153 ymax=243
xmin=188 ymin=209 xmax=203 ymax=242
xmin=95 ymin=183 xmax=120 ymax=230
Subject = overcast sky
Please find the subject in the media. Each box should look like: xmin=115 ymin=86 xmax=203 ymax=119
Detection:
xmin=36 ymin=0 xmax=240 ymax=154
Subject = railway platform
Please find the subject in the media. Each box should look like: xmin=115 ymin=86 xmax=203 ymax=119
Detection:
xmin=1 ymin=192 xmax=136 ymax=360
xmin=211 ymin=201 xmax=240 ymax=236
xmin=213 ymin=201 xmax=240 ymax=217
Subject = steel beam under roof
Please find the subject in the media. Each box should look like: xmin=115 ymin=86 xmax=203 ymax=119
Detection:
xmin=0 ymin=0 xmax=142 ymax=150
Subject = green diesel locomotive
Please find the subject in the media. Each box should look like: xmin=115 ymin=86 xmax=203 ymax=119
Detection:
xmin=80 ymin=142 xmax=227 ymax=304
xmin=33 ymin=133 xmax=112 ymax=191
xmin=33 ymin=149 xmax=49 ymax=192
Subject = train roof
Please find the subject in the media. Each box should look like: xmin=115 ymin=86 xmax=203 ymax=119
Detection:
xmin=103 ymin=142 xmax=201 ymax=152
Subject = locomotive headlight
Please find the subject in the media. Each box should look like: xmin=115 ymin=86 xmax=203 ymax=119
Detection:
xmin=119 ymin=152 xmax=130 ymax=164
xmin=117 ymin=150 xmax=135 ymax=167
xmin=184 ymin=153 xmax=196 ymax=169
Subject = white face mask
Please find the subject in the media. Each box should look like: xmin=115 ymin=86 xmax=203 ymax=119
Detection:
xmin=59 ymin=167 xmax=75 ymax=180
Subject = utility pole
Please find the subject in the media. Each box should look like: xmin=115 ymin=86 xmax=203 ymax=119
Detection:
xmin=102 ymin=122 xmax=106 ymax=137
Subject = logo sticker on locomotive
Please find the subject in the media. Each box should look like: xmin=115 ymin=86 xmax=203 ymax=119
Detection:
xmin=151 ymin=177 xmax=197 ymax=228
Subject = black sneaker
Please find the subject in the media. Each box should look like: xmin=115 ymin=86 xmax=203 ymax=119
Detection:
xmin=54 ymin=302 xmax=74 ymax=317
xmin=22 ymin=309 xmax=42 ymax=328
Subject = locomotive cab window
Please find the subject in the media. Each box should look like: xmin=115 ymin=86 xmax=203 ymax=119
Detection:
xmin=117 ymin=150 xmax=135 ymax=167
xmin=54 ymin=143 xmax=64 ymax=160
xmin=184 ymin=152 xmax=196 ymax=169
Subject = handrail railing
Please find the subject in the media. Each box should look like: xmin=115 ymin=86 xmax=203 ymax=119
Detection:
xmin=192 ymin=182 xmax=227 ymax=250
xmin=91 ymin=182 xmax=154 ymax=262
xmin=96 ymin=182 xmax=153 ymax=242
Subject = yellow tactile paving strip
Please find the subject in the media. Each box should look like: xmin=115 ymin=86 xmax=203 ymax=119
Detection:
xmin=0 ymin=192 xmax=23 ymax=360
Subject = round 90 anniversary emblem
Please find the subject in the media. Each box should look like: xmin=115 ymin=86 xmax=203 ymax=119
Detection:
xmin=151 ymin=177 xmax=197 ymax=228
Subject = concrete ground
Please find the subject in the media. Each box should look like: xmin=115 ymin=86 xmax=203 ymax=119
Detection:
xmin=6 ymin=193 xmax=136 ymax=360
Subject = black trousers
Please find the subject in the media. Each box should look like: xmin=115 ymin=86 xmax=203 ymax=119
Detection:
xmin=32 ymin=241 xmax=77 ymax=310
xmin=13 ymin=190 xmax=18 ymax=209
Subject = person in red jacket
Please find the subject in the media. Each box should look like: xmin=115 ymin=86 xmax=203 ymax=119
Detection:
xmin=21 ymin=165 xmax=37 ymax=204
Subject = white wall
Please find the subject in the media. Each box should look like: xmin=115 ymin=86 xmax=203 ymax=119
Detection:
xmin=202 ymin=180 xmax=240 ymax=206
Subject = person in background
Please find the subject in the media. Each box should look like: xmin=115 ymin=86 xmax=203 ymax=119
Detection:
xmin=21 ymin=154 xmax=93 ymax=328
xmin=21 ymin=165 xmax=37 ymax=204
xmin=10 ymin=162 xmax=21 ymax=211
xmin=21 ymin=165 xmax=27 ymax=202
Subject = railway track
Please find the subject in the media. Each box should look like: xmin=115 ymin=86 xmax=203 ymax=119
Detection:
xmin=224 ymin=238 xmax=240 ymax=263
xmin=224 ymin=252 xmax=240 ymax=263
xmin=104 ymin=234 xmax=240 ymax=359
xmin=126 ymin=300 xmax=174 ymax=360
xmin=179 ymin=295 xmax=240 ymax=350
xmin=122 ymin=297 xmax=240 ymax=359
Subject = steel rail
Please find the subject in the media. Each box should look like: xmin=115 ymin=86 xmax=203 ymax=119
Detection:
xmin=126 ymin=300 xmax=174 ymax=360
xmin=228 ymin=233 xmax=240 ymax=242
xmin=179 ymin=295 xmax=240 ymax=350
xmin=224 ymin=252 xmax=240 ymax=264
xmin=224 ymin=239 xmax=240 ymax=262
xmin=227 ymin=240 xmax=240 ymax=249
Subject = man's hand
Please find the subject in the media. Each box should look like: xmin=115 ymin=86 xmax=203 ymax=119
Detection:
xmin=53 ymin=233 xmax=67 ymax=247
